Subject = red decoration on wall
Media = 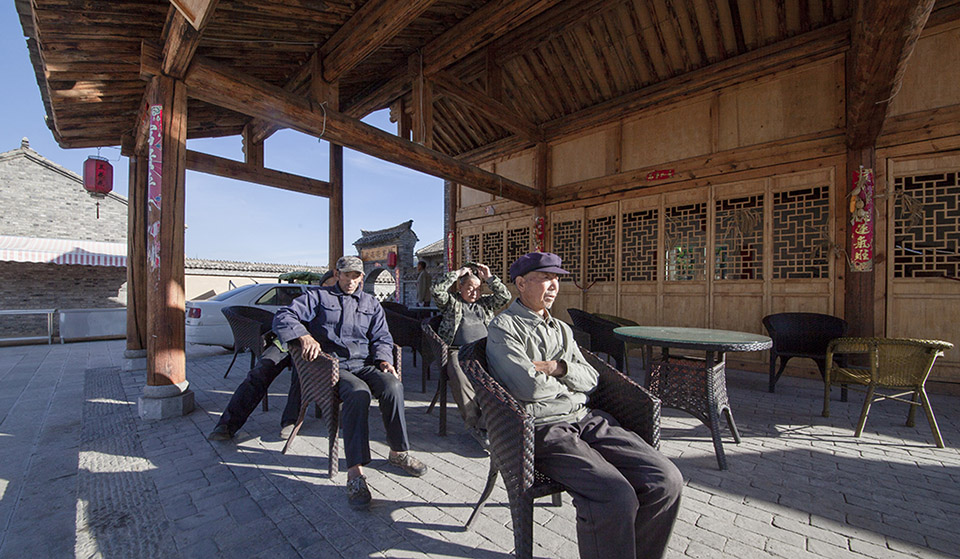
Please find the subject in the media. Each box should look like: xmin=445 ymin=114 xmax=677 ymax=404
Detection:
xmin=446 ymin=231 xmax=456 ymax=271
xmin=534 ymin=216 xmax=545 ymax=252
xmin=83 ymin=156 xmax=113 ymax=218
xmin=387 ymin=251 xmax=398 ymax=268
xmin=645 ymin=169 xmax=675 ymax=181
xmin=849 ymin=166 xmax=875 ymax=272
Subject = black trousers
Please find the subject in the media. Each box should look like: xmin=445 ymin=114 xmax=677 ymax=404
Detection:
xmin=534 ymin=409 xmax=683 ymax=559
xmin=217 ymin=344 xmax=301 ymax=434
xmin=338 ymin=361 xmax=410 ymax=468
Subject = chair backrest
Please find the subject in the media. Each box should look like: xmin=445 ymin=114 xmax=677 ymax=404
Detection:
xmin=384 ymin=307 xmax=422 ymax=349
xmin=381 ymin=301 xmax=412 ymax=316
xmin=762 ymin=312 xmax=848 ymax=355
xmin=836 ymin=337 xmax=954 ymax=386
xmin=420 ymin=315 xmax=447 ymax=367
xmin=593 ymin=312 xmax=639 ymax=327
xmin=567 ymin=308 xmax=625 ymax=359
xmin=221 ymin=306 xmax=274 ymax=351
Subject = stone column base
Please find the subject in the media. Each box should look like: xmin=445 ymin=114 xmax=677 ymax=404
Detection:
xmin=138 ymin=381 xmax=195 ymax=420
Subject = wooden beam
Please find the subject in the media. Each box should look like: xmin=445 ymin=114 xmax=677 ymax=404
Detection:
xmin=410 ymin=52 xmax=434 ymax=148
xmin=431 ymin=71 xmax=542 ymax=142
xmin=845 ymin=0 xmax=935 ymax=149
xmin=160 ymin=1 xmax=218 ymax=79
xmin=185 ymin=150 xmax=331 ymax=197
xmin=170 ymin=0 xmax=219 ymax=31
xmin=126 ymin=153 xmax=148 ymax=352
xmin=241 ymin=126 xmax=263 ymax=168
xmin=184 ymin=55 xmax=541 ymax=206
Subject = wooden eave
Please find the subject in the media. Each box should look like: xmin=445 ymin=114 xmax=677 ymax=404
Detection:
xmin=17 ymin=0 xmax=960 ymax=160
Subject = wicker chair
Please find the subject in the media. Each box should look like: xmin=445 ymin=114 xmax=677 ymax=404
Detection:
xmin=283 ymin=342 xmax=402 ymax=477
xmin=762 ymin=312 xmax=848 ymax=395
xmin=567 ymin=308 xmax=628 ymax=374
xmin=458 ymin=338 xmax=661 ymax=559
xmin=421 ymin=315 xmax=449 ymax=435
xmin=384 ymin=308 xmax=421 ymax=367
xmin=380 ymin=301 xmax=411 ymax=316
xmin=221 ymin=305 xmax=275 ymax=377
xmin=823 ymin=337 xmax=953 ymax=448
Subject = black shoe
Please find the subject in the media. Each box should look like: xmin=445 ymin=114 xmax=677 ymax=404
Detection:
xmin=280 ymin=424 xmax=295 ymax=440
xmin=207 ymin=424 xmax=234 ymax=441
xmin=469 ymin=427 xmax=490 ymax=451
xmin=388 ymin=452 xmax=428 ymax=477
xmin=346 ymin=475 xmax=372 ymax=509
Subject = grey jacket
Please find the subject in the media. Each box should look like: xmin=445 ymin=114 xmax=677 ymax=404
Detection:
xmin=486 ymin=299 xmax=599 ymax=425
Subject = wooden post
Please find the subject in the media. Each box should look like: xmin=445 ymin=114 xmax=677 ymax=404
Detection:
xmin=313 ymin=58 xmax=344 ymax=269
xmin=535 ymin=141 xmax=549 ymax=251
xmin=444 ymin=179 xmax=457 ymax=271
xmin=843 ymin=147 xmax=876 ymax=338
xmin=140 ymin=75 xmax=193 ymax=419
xmin=409 ymin=51 xmax=434 ymax=148
xmin=125 ymin=153 xmax=148 ymax=352
xmin=242 ymin=126 xmax=264 ymax=168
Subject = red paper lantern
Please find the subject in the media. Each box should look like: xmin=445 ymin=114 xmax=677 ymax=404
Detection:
xmin=387 ymin=251 xmax=398 ymax=268
xmin=83 ymin=156 xmax=113 ymax=218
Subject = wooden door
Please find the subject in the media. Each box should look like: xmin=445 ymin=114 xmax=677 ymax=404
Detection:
xmin=549 ymin=207 xmax=585 ymax=322
xmin=619 ymin=194 xmax=660 ymax=325
xmin=662 ymin=188 xmax=709 ymax=327
xmin=583 ymin=202 xmax=619 ymax=316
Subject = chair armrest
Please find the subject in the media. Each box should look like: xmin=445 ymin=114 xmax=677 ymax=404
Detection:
xmin=420 ymin=321 xmax=448 ymax=369
xmin=391 ymin=344 xmax=402 ymax=379
xmin=583 ymin=349 xmax=661 ymax=449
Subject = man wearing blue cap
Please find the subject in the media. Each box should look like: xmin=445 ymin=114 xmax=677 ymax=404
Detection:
xmin=486 ymin=252 xmax=682 ymax=559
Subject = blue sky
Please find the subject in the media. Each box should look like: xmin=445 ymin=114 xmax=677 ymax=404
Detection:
xmin=0 ymin=3 xmax=444 ymax=266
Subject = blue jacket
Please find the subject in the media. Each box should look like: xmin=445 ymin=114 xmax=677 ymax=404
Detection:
xmin=273 ymin=284 xmax=394 ymax=366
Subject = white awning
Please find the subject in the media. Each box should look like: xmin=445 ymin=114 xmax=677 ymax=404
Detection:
xmin=0 ymin=235 xmax=126 ymax=267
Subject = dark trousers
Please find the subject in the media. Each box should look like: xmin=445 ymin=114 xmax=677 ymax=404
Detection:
xmin=217 ymin=344 xmax=301 ymax=434
xmin=339 ymin=361 xmax=410 ymax=468
xmin=446 ymin=348 xmax=483 ymax=430
xmin=535 ymin=409 xmax=683 ymax=559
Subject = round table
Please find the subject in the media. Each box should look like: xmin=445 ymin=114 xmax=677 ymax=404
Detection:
xmin=614 ymin=326 xmax=772 ymax=470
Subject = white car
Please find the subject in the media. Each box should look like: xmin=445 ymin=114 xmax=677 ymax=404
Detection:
xmin=185 ymin=283 xmax=313 ymax=348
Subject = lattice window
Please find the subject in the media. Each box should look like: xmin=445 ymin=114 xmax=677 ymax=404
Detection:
xmin=894 ymin=172 xmax=960 ymax=279
xmin=715 ymin=195 xmax=764 ymax=280
xmin=621 ymin=208 xmax=658 ymax=282
xmin=506 ymin=226 xmax=531 ymax=277
xmin=587 ymin=215 xmax=616 ymax=282
xmin=772 ymin=186 xmax=829 ymax=279
xmin=461 ymin=233 xmax=479 ymax=265
xmin=552 ymin=219 xmax=581 ymax=282
xmin=664 ymin=203 xmax=707 ymax=281
xmin=482 ymin=230 xmax=505 ymax=281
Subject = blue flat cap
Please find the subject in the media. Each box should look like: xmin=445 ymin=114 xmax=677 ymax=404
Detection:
xmin=509 ymin=252 xmax=569 ymax=281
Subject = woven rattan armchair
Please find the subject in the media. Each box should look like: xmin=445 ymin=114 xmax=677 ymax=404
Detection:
xmin=420 ymin=315 xmax=450 ymax=435
xmin=762 ymin=312 xmax=848 ymax=395
xmin=567 ymin=308 xmax=629 ymax=374
xmin=384 ymin=308 xmax=422 ymax=367
xmin=823 ymin=337 xmax=953 ymax=448
xmin=458 ymin=338 xmax=661 ymax=559
xmin=221 ymin=305 xmax=275 ymax=378
xmin=283 ymin=343 xmax=402 ymax=478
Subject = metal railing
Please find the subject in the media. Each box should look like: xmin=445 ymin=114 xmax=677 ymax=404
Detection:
xmin=0 ymin=309 xmax=57 ymax=344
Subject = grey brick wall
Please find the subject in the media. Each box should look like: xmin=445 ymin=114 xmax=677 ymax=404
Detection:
xmin=0 ymin=147 xmax=127 ymax=242
xmin=0 ymin=262 xmax=126 ymax=338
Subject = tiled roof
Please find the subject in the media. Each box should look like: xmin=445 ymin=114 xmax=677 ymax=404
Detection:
xmin=354 ymin=220 xmax=418 ymax=247
xmin=415 ymin=239 xmax=444 ymax=256
xmin=185 ymin=258 xmax=327 ymax=275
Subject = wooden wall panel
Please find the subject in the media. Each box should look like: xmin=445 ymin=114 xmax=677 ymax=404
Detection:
xmin=550 ymin=128 xmax=613 ymax=186
xmin=459 ymin=185 xmax=493 ymax=207
xmin=887 ymin=24 xmax=960 ymax=117
xmin=621 ymin=98 xmax=713 ymax=172
xmin=495 ymin=149 xmax=536 ymax=187
xmin=887 ymin=282 xmax=960 ymax=381
xmin=619 ymin=283 xmax=658 ymax=325
xmin=718 ymin=57 xmax=843 ymax=150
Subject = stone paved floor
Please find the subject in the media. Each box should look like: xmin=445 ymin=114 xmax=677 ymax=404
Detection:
xmin=0 ymin=340 xmax=959 ymax=558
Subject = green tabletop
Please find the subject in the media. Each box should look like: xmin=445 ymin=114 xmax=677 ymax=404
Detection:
xmin=613 ymin=326 xmax=772 ymax=353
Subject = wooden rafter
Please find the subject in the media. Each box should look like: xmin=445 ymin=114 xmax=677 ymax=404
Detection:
xmin=432 ymin=71 xmax=542 ymax=142
xmin=160 ymin=1 xmax=219 ymax=79
xmin=181 ymin=55 xmax=542 ymax=206
xmin=846 ymin=0 xmax=936 ymax=149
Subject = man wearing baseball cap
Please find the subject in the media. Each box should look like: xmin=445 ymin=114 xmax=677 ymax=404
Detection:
xmin=273 ymin=255 xmax=427 ymax=508
xmin=485 ymin=252 xmax=682 ymax=559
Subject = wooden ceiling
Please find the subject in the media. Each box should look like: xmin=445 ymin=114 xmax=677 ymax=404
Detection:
xmin=17 ymin=0 xmax=941 ymax=157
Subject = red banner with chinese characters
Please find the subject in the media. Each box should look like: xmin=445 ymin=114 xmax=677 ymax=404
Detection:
xmin=446 ymin=230 xmax=455 ymax=271
xmin=147 ymin=104 xmax=163 ymax=272
xmin=534 ymin=216 xmax=545 ymax=252
xmin=849 ymin=166 xmax=874 ymax=272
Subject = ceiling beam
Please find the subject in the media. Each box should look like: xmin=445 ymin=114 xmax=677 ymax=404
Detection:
xmin=431 ymin=71 xmax=542 ymax=142
xmin=245 ymin=0 xmax=438 ymax=144
xmin=160 ymin=1 xmax=219 ymax=79
xmin=183 ymin=56 xmax=541 ymax=206
xmin=845 ymin=0 xmax=936 ymax=149
xmin=185 ymin=150 xmax=331 ymax=197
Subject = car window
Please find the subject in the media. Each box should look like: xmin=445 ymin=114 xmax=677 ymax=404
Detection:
xmin=275 ymin=287 xmax=304 ymax=307
xmin=211 ymin=284 xmax=259 ymax=301
xmin=255 ymin=288 xmax=279 ymax=306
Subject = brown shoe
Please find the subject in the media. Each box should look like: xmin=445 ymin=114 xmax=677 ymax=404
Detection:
xmin=388 ymin=452 xmax=428 ymax=477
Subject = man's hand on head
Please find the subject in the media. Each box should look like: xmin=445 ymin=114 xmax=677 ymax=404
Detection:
xmin=532 ymin=360 xmax=567 ymax=378
xmin=377 ymin=360 xmax=397 ymax=375
xmin=475 ymin=263 xmax=492 ymax=281
xmin=299 ymin=334 xmax=322 ymax=361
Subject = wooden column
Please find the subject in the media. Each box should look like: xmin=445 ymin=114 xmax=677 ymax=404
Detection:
xmin=145 ymin=75 xmax=188 ymax=389
xmin=535 ymin=141 xmax=549 ymax=251
xmin=444 ymin=179 xmax=457 ymax=270
xmin=843 ymin=147 xmax=876 ymax=337
xmin=313 ymin=59 xmax=344 ymax=269
xmin=409 ymin=52 xmax=434 ymax=148
xmin=242 ymin=126 xmax=264 ymax=168
xmin=125 ymin=153 xmax=148 ymax=352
